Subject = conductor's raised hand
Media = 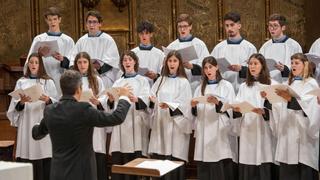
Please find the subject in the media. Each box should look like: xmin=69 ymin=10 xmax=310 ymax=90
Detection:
xmin=117 ymin=84 xmax=133 ymax=97
xmin=19 ymin=93 xmax=31 ymax=104
xmin=106 ymin=92 xmax=115 ymax=102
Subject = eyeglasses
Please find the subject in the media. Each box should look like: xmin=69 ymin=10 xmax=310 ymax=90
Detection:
xmin=87 ymin=20 xmax=99 ymax=25
xmin=268 ymin=24 xmax=281 ymax=30
xmin=177 ymin=25 xmax=190 ymax=29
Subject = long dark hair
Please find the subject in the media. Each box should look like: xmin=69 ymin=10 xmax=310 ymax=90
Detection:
xmin=246 ymin=53 xmax=271 ymax=86
xmin=119 ymin=50 xmax=139 ymax=73
xmin=201 ymin=56 xmax=223 ymax=95
xmin=288 ymin=53 xmax=313 ymax=85
xmin=155 ymin=50 xmax=187 ymax=96
xmin=24 ymin=53 xmax=51 ymax=80
xmin=73 ymin=52 xmax=99 ymax=96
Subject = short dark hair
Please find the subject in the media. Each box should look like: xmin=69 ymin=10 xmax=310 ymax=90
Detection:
xmin=177 ymin=14 xmax=192 ymax=25
xmin=119 ymin=51 xmax=139 ymax=73
xmin=224 ymin=12 xmax=241 ymax=23
xmin=86 ymin=10 xmax=103 ymax=23
xmin=44 ymin=7 xmax=61 ymax=18
xmin=137 ymin=20 xmax=154 ymax=33
xmin=60 ymin=70 xmax=82 ymax=96
xmin=269 ymin=13 xmax=287 ymax=26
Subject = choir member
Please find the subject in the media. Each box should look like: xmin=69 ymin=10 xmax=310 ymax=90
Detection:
xmin=73 ymin=52 xmax=109 ymax=180
xmin=259 ymin=14 xmax=302 ymax=83
xmin=25 ymin=7 xmax=74 ymax=96
xmin=70 ymin=10 xmax=120 ymax=89
xmin=211 ymin=12 xmax=257 ymax=93
xmin=108 ymin=51 xmax=150 ymax=180
xmin=7 ymin=53 xmax=58 ymax=180
xmin=131 ymin=20 xmax=165 ymax=85
xmin=234 ymin=53 xmax=277 ymax=180
xmin=167 ymin=14 xmax=210 ymax=92
xmin=191 ymin=56 xmax=237 ymax=180
xmin=272 ymin=53 xmax=320 ymax=180
xmin=148 ymin=50 xmax=193 ymax=180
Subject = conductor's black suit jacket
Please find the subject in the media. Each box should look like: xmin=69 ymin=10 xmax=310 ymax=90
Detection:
xmin=32 ymin=95 xmax=130 ymax=180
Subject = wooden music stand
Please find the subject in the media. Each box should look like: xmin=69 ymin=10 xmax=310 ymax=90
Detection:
xmin=112 ymin=158 xmax=184 ymax=177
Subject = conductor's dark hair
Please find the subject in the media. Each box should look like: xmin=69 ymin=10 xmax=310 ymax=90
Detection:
xmin=137 ymin=20 xmax=154 ymax=33
xmin=224 ymin=12 xmax=241 ymax=23
xmin=246 ymin=53 xmax=271 ymax=87
xmin=86 ymin=10 xmax=103 ymax=23
xmin=201 ymin=56 xmax=223 ymax=96
xmin=44 ymin=7 xmax=61 ymax=18
xmin=269 ymin=13 xmax=287 ymax=26
xmin=60 ymin=70 xmax=82 ymax=96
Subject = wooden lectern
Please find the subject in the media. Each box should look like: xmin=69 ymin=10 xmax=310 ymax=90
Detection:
xmin=112 ymin=158 xmax=184 ymax=177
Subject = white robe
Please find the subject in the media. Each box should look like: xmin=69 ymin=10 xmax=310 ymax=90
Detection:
xmin=211 ymin=39 xmax=257 ymax=93
xmin=167 ymin=38 xmax=210 ymax=92
xmin=70 ymin=33 xmax=120 ymax=88
xmin=235 ymin=81 xmax=276 ymax=165
xmin=148 ymin=76 xmax=193 ymax=161
xmin=309 ymin=38 xmax=320 ymax=84
xmin=131 ymin=46 xmax=165 ymax=86
xmin=25 ymin=33 xmax=75 ymax=96
xmin=259 ymin=38 xmax=302 ymax=83
xmin=7 ymin=78 xmax=58 ymax=160
xmin=109 ymin=75 xmax=150 ymax=155
xmin=193 ymin=80 xmax=238 ymax=162
xmin=81 ymin=76 xmax=108 ymax=154
xmin=271 ymin=78 xmax=320 ymax=170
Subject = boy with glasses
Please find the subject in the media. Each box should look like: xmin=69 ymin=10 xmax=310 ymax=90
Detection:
xmin=166 ymin=13 xmax=210 ymax=92
xmin=259 ymin=13 xmax=302 ymax=83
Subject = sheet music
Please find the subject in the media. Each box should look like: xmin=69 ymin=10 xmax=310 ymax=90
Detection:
xmin=136 ymin=160 xmax=183 ymax=176
xmin=80 ymin=89 xmax=94 ymax=102
xmin=192 ymin=94 xmax=223 ymax=104
xmin=161 ymin=101 xmax=179 ymax=111
xmin=305 ymin=53 xmax=320 ymax=66
xmin=9 ymin=84 xmax=44 ymax=102
xmin=265 ymin=58 xmax=278 ymax=71
xmin=32 ymin=40 xmax=59 ymax=57
xmin=259 ymin=84 xmax=300 ymax=103
xmin=306 ymin=88 xmax=320 ymax=97
xmin=221 ymin=101 xmax=256 ymax=114
xmin=216 ymin=57 xmax=231 ymax=73
xmin=162 ymin=46 xmax=198 ymax=62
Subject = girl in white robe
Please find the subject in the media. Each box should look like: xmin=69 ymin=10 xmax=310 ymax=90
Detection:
xmin=234 ymin=53 xmax=277 ymax=180
xmin=148 ymin=50 xmax=193 ymax=180
xmin=73 ymin=52 xmax=108 ymax=180
xmin=108 ymin=51 xmax=150 ymax=180
xmin=191 ymin=56 xmax=237 ymax=180
xmin=7 ymin=53 xmax=58 ymax=180
xmin=271 ymin=53 xmax=320 ymax=180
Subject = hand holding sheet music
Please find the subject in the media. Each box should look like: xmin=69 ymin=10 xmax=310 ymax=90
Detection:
xmin=162 ymin=46 xmax=198 ymax=62
xmin=221 ymin=101 xmax=256 ymax=113
xmin=192 ymin=94 xmax=223 ymax=104
xmin=259 ymin=84 xmax=300 ymax=103
xmin=9 ymin=84 xmax=44 ymax=102
xmin=32 ymin=40 xmax=59 ymax=57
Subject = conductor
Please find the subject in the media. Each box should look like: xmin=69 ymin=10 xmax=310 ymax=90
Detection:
xmin=32 ymin=70 xmax=131 ymax=180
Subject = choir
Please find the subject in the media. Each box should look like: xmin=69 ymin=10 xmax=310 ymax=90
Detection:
xmin=6 ymin=6 xmax=320 ymax=180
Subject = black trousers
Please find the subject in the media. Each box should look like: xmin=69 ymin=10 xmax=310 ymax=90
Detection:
xmin=239 ymin=163 xmax=273 ymax=180
xmin=279 ymin=162 xmax=319 ymax=180
xmin=95 ymin=153 xmax=107 ymax=180
xmin=150 ymin=154 xmax=186 ymax=180
xmin=111 ymin=151 xmax=143 ymax=180
xmin=197 ymin=158 xmax=238 ymax=180
xmin=16 ymin=157 xmax=51 ymax=180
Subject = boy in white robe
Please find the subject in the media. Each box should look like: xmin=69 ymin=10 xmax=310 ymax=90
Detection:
xmin=25 ymin=7 xmax=75 ymax=96
xmin=211 ymin=12 xmax=257 ymax=93
xmin=7 ymin=53 xmax=58 ymax=180
xmin=70 ymin=10 xmax=120 ymax=89
xmin=259 ymin=13 xmax=302 ymax=83
xmin=131 ymin=20 xmax=165 ymax=86
xmin=167 ymin=14 xmax=210 ymax=92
